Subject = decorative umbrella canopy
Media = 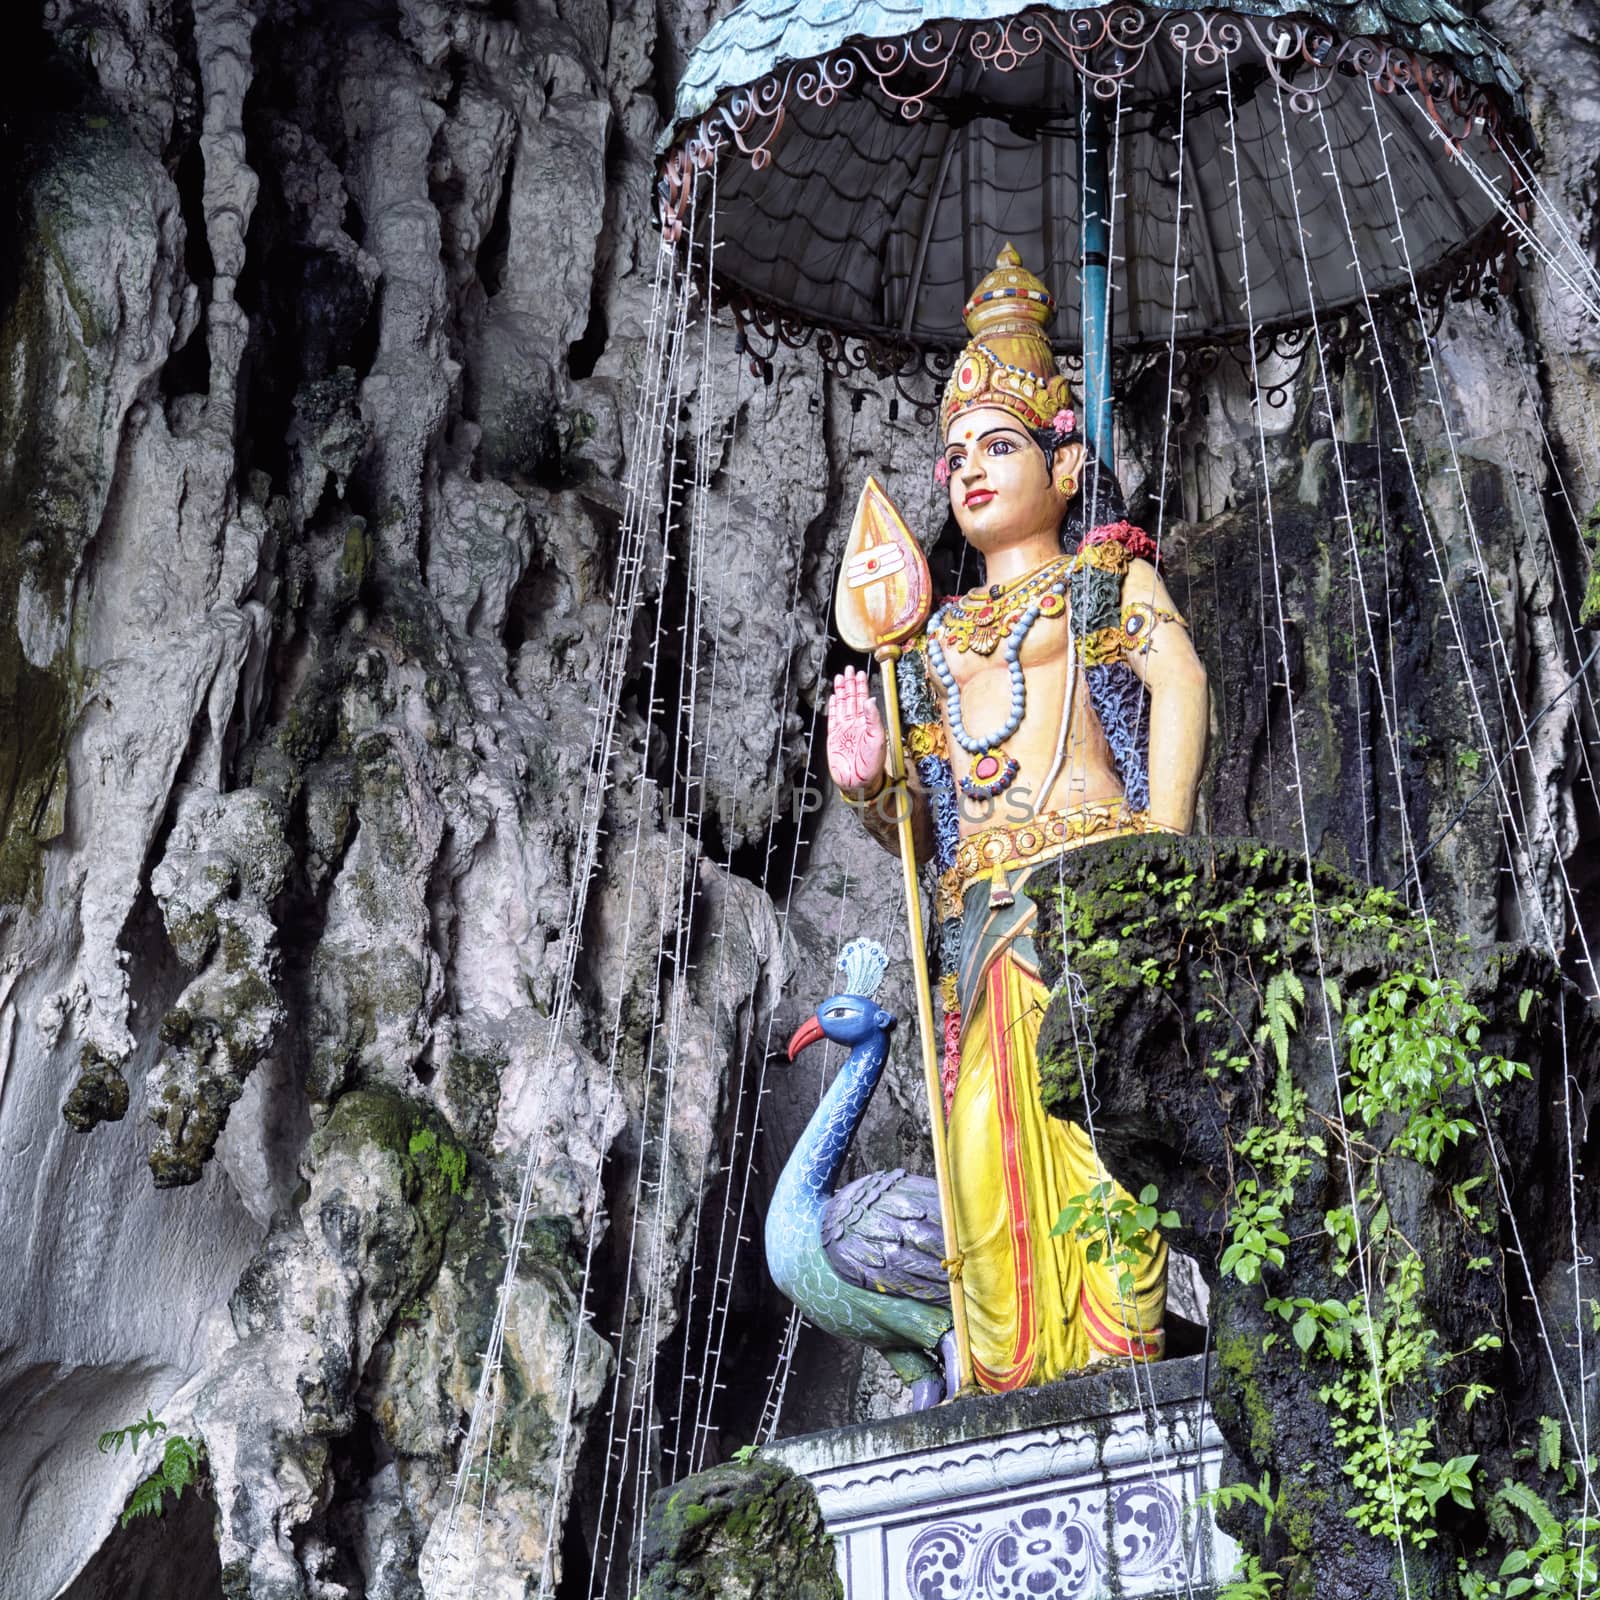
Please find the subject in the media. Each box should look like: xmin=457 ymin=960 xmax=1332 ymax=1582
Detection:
xmin=657 ymin=0 xmax=1524 ymax=377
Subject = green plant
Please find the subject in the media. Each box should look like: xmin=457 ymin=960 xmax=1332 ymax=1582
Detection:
xmin=1041 ymin=854 xmax=1547 ymax=1570
xmin=1313 ymin=1256 xmax=1480 ymax=1543
xmin=1343 ymin=973 xmax=1528 ymax=1167
xmin=1462 ymin=1481 xmax=1600 ymax=1599
xmin=1219 ymin=1065 xmax=1322 ymax=1287
xmin=123 ymin=1435 xmax=202 ymax=1526
xmin=1205 ymin=1478 xmax=1285 ymax=1599
xmin=97 ymin=1413 xmax=203 ymax=1528
xmin=1054 ymin=1182 xmax=1178 ymax=1298
xmin=1217 ymin=1555 xmax=1285 ymax=1600
xmin=1255 ymin=969 xmax=1305 ymax=1072
xmin=1207 ymin=1472 xmax=1281 ymax=1535
xmin=97 ymin=1409 xmax=165 ymax=1456
xmin=409 ymin=1127 xmax=468 ymax=1195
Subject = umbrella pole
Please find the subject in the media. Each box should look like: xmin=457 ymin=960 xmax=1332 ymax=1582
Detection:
xmin=876 ymin=645 xmax=976 ymax=1396
xmin=1080 ymin=94 xmax=1114 ymax=471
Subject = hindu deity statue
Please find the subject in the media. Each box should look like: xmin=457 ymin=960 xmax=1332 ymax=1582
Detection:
xmin=826 ymin=246 xmax=1209 ymax=1392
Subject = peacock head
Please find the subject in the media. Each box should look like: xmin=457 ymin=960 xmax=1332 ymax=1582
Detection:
xmin=786 ymin=939 xmax=896 ymax=1059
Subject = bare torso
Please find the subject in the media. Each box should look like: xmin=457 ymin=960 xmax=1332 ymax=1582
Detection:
xmin=931 ymin=579 xmax=1124 ymax=838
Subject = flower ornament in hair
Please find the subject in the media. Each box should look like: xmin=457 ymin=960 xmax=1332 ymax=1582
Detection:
xmin=1051 ymin=408 xmax=1076 ymax=441
xmin=933 ymin=457 xmax=950 ymax=486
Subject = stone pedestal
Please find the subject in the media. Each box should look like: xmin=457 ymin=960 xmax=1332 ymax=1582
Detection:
xmin=765 ymin=1354 xmax=1238 ymax=1600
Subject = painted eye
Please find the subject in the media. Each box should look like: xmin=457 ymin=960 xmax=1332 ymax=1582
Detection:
xmin=824 ymin=1005 xmax=850 ymax=1018
xmin=946 ymin=452 xmax=964 ymax=472
xmin=989 ymin=438 xmax=1015 ymax=455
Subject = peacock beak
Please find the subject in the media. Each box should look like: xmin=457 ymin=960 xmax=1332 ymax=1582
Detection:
xmin=787 ymin=1014 xmax=825 ymax=1060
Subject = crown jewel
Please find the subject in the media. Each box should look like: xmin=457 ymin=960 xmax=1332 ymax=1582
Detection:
xmin=836 ymin=939 xmax=889 ymax=999
xmin=940 ymin=244 xmax=1075 ymax=439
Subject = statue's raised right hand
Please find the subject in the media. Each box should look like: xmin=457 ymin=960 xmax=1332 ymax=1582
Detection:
xmin=827 ymin=666 xmax=888 ymax=793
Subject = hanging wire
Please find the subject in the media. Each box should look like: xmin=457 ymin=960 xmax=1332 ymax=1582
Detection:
xmin=424 ymin=214 xmax=692 ymax=1599
xmin=747 ymin=387 xmax=872 ymax=1442
xmin=467 ymin=236 xmax=689 ymax=1596
xmin=1368 ymin=78 xmax=1599 ymax=989
xmin=1486 ymin=302 xmax=1600 ymax=799
xmin=570 ymin=197 xmax=710 ymax=1599
xmin=664 ymin=301 xmax=754 ymax=1482
xmin=679 ymin=416 xmax=805 ymax=1471
xmin=1365 ymin=87 xmax=1599 ymax=1569
xmin=1271 ymin=97 xmax=1433 ymax=932
xmin=684 ymin=354 xmax=850 ymax=1474
xmin=1488 ymin=128 xmax=1600 ymax=309
xmin=1416 ymin=641 xmax=1600 ymax=866
xmin=1316 ymin=85 xmax=1600 ymax=1526
xmin=1230 ymin=61 xmax=1424 ymax=1595
xmin=1030 ymin=75 xmax=1210 ymax=1600
xmin=1371 ymin=92 xmax=1582 ymax=954
xmin=1391 ymin=101 xmax=1600 ymax=325
xmin=611 ymin=168 xmax=733 ymax=1600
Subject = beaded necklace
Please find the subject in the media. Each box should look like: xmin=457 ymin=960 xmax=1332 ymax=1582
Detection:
xmin=926 ymin=557 xmax=1071 ymax=800
xmin=935 ymin=555 xmax=1069 ymax=656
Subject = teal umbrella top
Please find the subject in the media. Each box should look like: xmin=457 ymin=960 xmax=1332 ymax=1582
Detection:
xmin=663 ymin=0 xmax=1519 ymax=143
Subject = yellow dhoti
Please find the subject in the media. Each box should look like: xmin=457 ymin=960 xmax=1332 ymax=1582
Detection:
xmin=945 ymin=812 xmax=1167 ymax=1391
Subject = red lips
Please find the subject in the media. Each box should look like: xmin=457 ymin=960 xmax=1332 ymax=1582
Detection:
xmin=964 ymin=489 xmax=996 ymax=508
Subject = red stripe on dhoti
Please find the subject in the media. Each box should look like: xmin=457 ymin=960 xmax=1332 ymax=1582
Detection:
xmin=1080 ymin=1285 xmax=1162 ymax=1360
xmin=988 ymin=955 xmax=1036 ymax=1387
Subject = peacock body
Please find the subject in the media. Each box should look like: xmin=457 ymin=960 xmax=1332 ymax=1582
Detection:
xmin=765 ymin=941 xmax=955 ymax=1406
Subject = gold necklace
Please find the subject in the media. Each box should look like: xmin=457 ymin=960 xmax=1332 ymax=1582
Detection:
xmin=937 ymin=556 xmax=1070 ymax=657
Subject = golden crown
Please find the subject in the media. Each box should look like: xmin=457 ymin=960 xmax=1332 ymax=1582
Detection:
xmin=940 ymin=245 xmax=1075 ymax=438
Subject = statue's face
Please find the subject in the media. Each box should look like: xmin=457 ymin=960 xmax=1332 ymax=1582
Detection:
xmin=942 ymin=406 xmax=1062 ymax=554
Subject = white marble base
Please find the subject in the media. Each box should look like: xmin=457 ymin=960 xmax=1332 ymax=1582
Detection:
xmin=766 ymin=1355 xmax=1239 ymax=1600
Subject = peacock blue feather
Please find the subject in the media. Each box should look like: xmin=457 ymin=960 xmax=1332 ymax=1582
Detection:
xmin=1084 ymin=661 xmax=1151 ymax=813
xmin=917 ymin=752 xmax=960 ymax=873
xmin=1069 ymin=545 xmax=1154 ymax=814
xmin=1069 ymin=555 xmax=1122 ymax=634
xmin=898 ymin=641 xmax=939 ymax=726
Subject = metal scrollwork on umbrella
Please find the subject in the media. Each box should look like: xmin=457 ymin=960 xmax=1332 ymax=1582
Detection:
xmin=656 ymin=0 xmax=1525 ymax=438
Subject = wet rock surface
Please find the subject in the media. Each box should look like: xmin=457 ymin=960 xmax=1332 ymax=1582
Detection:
xmin=1034 ymin=834 xmax=1600 ymax=1600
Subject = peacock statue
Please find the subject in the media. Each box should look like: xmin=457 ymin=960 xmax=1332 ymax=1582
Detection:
xmin=766 ymin=939 xmax=959 ymax=1410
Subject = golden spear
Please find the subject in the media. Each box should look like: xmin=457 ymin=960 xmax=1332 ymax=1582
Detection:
xmin=834 ymin=475 xmax=974 ymax=1395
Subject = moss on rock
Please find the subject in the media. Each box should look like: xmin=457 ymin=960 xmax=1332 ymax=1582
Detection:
xmin=61 ymin=1045 xmax=129 ymax=1131
xmin=639 ymin=1459 xmax=842 ymax=1600
xmin=1028 ymin=832 xmax=1595 ymax=1599
xmin=313 ymin=1087 xmax=470 ymax=1246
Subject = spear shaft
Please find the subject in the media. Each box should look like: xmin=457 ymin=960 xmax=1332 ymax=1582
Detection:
xmin=874 ymin=644 xmax=975 ymax=1396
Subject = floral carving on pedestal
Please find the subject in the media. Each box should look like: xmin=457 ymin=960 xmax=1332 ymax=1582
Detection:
xmin=905 ymin=1482 xmax=1185 ymax=1599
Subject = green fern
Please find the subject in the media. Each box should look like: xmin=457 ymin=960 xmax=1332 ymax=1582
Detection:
xmin=1218 ymin=1554 xmax=1283 ymax=1600
xmin=1255 ymin=970 xmax=1305 ymax=1071
xmin=97 ymin=1408 xmax=166 ymax=1457
xmin=110 ymin=1428 xmax=203 ymax=1528
xmin=1537 ymin=1416 xmax=1563 ymax=1475
xmin=1205 ymin=1473 xmax=1280 ymax=1536
xmin=98 ymin=1409 xmax=202 ymax=1524
xmin=1494 ymin=1479 xmax=1560 ymax=1543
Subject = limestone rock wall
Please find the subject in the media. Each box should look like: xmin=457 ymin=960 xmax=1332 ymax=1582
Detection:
xmin=0 ymin=0 xmax=1595 ymax=1597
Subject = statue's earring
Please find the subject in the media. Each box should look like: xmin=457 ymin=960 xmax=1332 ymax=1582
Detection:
xmin=1057 ymin=471 xmax=1077 ymax=497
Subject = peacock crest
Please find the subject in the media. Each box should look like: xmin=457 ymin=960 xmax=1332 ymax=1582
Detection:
xmin=836 ymin=939 xmax=889 ymax=998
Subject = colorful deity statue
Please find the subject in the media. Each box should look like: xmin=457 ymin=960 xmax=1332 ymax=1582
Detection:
xmin=826 ymin=246 xmax=1209 ymax=1393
